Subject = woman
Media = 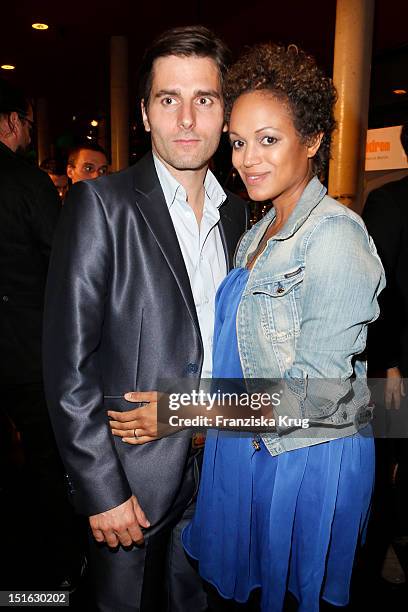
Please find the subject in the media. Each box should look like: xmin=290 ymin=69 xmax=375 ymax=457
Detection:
xmin=180 ymin=43 xmax=385 ymax=611
xmin=110 ymin=44 xmax=385 ymax=611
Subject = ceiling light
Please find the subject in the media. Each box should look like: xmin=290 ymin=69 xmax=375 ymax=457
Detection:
xmin=1 ymin=64 xmax=15 ymax=70
xmin=90 ymin=120 xmax=98 ymax=127
xmin=32 ymin=23 xmax=49 ymax=30
xmin=393 ymin=89 xmax=407 ymax=95
xmin=86 ymin=135 xmax=92 ymax=140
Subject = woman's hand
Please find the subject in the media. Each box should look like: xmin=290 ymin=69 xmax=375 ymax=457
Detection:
xmin=108 ymin=391 xmax=160 ymax=444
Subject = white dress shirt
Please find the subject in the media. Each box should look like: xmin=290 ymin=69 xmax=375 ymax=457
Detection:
xmin=153 ymin=155 xmax=227 ymax=377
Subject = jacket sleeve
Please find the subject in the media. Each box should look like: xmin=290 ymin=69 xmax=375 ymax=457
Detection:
xmin=43 ymin=181 xmax=132 ymax=516
xmin=363 ymin=188 xmax=401 ymax=371
xmin=273 ymin=214 xmax=385 ymax=427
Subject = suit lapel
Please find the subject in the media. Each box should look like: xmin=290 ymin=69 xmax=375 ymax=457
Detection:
xmin=219 ymin=201 xmax=236 ymax=272
xmin=131 ymin=154 xmax=200 ymax=335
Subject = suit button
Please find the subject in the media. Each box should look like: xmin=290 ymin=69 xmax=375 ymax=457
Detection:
xmin=2 ymin=295 xmax=9 ymax=302
xmin=187 ymin=363 xmax=198 ymax=373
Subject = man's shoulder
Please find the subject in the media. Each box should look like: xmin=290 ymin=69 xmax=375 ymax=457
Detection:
xmin=366 ymin=175 xmax=408 ymax=208
xmin=224 ymin=188 xmax=249 ymax=215
xmin=82 ymin=153 xmax=157 ymax=200
xmin=0 ymin=147 xmax=54 ymax=189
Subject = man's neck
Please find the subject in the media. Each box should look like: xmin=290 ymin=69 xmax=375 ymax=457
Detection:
xmin=155 ymin=153 xmax=208 ymax=224
xmin=0 ymin=135 xmax=17 ymax=153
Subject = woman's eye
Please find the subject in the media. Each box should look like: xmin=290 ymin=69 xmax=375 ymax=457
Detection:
xmin=231 ymin=140 xmax=244 ymax=150
xmin=261 ymin=135 xmax=277 ymax=145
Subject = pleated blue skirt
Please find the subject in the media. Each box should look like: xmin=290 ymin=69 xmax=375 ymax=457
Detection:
xmin=182 ymin=268 xmax=375 ymax=612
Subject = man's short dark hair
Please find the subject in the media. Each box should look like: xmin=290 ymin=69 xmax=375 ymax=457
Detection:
xmin=138 ymin=25 xmax=231 ymax=106
xmin=0 ymin=79 xmax=30 ymax=119
xmin=401 ymin=122 xmax=408 ymax=156
xmin=67 ymin=142 xmax=108 ymax=167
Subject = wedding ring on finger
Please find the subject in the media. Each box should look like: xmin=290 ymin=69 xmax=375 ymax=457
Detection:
xmin=134 ymin=428 xmax=140 ymax=439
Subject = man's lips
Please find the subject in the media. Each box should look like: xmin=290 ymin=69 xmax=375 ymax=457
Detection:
xmin=173 ymin=139 xmax=201 ymax=145
xmin=243 ymin=172 xmax=269 ymax=186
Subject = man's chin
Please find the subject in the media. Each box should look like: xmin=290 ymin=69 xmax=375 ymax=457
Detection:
xmin=168 ymin=156 xmax=209 ymax=172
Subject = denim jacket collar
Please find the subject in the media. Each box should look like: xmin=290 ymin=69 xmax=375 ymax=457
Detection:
xmin=258 ymin=175 xmax=327 ymax=241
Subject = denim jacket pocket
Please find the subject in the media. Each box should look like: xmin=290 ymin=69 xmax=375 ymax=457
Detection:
xmin=251 ymin=267 xmax=304 ymax=343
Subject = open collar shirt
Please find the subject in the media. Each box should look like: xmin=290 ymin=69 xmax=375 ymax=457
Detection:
xmin=153 ymin=154 xmax=227 ymax=377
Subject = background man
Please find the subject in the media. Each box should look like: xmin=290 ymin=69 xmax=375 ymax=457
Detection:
xmin=66 ymin=142 xmax=108 ymax=183
xmin=43 ymin=26 xmax=248 ymax=611
xmin=363 ymin=122 xmax=408 ymax=585
xmin=0 ymin=79 xmax=82 ymax=589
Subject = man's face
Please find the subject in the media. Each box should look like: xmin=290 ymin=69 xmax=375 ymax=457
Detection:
xmin=67 ymin=149 xmax=108 ymax=183
xmin=141 ymin=55 xmax=227 ymax=174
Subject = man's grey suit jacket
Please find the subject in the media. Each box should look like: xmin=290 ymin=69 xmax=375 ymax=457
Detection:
xmin=43 ymin=152 xmax=249 ymax=531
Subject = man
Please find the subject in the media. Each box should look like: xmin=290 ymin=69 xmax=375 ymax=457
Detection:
xmin=40 ymin=158 xmax=69 ymax=199
xmin=66 ymin=142 xmax=108 ymax=183
xmin=43 ymin=26 xmax=248 ymax=611
xmin=362 ymin=122 xmax=408 ymax=585
xmin=0 ymin=80 xmax=81 ymax=588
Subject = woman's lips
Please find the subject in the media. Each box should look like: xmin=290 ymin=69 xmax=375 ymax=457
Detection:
xmin=243 ymin=172 xmax=269 ymax=186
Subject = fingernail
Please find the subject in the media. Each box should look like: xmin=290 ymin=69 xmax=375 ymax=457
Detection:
xmin=124 ymin=393 xmax=132 ymax=400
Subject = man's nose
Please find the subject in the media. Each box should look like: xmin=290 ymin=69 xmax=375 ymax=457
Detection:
xmin=178 ymin=103 xmax=195 ymax=130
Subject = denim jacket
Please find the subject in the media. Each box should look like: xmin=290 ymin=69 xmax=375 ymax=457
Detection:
xmin=235 ymin=176 xmax=385 ymax=456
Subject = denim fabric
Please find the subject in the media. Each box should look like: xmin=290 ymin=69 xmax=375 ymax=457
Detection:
xmin=234 ymin=177 xmax=386 ymax=455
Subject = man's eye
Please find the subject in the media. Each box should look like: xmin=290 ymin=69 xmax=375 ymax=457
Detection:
xmin=231 ymin=140 xmax=244 ymax=150
xmin=261 ymin=136 xmax=277 ymax=145
xmin=162 ymin=98 xmax=176 ymax=105
xmin=197 ymin=97 xmax=212 ymax=106
xmin=98 ymin=167 xmax=108 ymax=176
xmin=83 ymin=165 xmax=94 ymax=173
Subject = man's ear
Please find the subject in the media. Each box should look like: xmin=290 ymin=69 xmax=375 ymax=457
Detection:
xmin=66 ymin=165 xmax=74 ymax=180
xmin=307 ymin=132 xmax=324 ymax=158
xmin=8 ymin=111 xmax=20 ymax=135
xmin=141 ymin=100 xmax=150 ymax=133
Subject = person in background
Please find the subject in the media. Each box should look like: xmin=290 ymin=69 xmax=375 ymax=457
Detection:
xmin=66 ymin=142 xmax=108 ymax=183
xmin=0 ymin=79 xmax=83 ymax=590
xmin=362 ymin=122 xmax=408 ymax=584
xmin=40 ymin=158 xmax=69 ymax=200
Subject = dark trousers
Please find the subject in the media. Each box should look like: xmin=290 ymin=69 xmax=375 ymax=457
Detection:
xmin=89 ymin=499 xmax=207 ymax=612
xmin=1 ymin=382 xmax=85 ymax=585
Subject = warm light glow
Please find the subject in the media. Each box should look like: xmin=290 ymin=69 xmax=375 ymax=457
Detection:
xmin=393 ymin=89 xmax=407 ymax=95
xmin=91 ymin=120 xmax=98 ymax=127
xmin=1 ymin=64 xmax=15 ymax=70
xmin=32 ymin=23 xmax=49 ymax=30
xmin=86 ymin=135 xmax=92 ymax=140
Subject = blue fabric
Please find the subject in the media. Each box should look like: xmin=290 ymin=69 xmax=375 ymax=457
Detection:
xmin=183 ymin=268 xmax=375 ymax=612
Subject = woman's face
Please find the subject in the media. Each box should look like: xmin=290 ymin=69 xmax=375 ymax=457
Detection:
xmin=229 ymin=90 xmax=321 ymax=204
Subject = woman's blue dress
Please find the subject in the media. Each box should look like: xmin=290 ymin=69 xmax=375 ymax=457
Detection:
xmin=182 ymin=268 xmax=375 ymax=612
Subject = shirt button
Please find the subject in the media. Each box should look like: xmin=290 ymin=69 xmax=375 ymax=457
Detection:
xmin=276 ymin=286 xmax=285 ymax=294
xmin=186 ymin=363 xmax=199 ymax=373
xmin=2 ymin=295 xmax=9 ymax=302
xmin=342 ymin=411 xmax=347 ymax=420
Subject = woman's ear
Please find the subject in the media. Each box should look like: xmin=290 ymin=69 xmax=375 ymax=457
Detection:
xmin=307 ymin=132 xmax=324 ymax=158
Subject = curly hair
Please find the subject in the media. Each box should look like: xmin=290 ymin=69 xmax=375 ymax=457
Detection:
xmin=224 ymin=43 xmax=337 ymax=176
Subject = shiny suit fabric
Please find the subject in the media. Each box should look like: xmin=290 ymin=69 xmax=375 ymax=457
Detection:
xmin=43 ymin=152 xmax=248 ymax=609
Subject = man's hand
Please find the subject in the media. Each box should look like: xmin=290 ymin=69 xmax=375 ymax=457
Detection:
xmin=89 ymin=495 xmax=150 ymax=547
xmin=385 ymin=367 xmax=405 ymax=410
xmin=108 ymin=391 xmax=160 ymax=444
